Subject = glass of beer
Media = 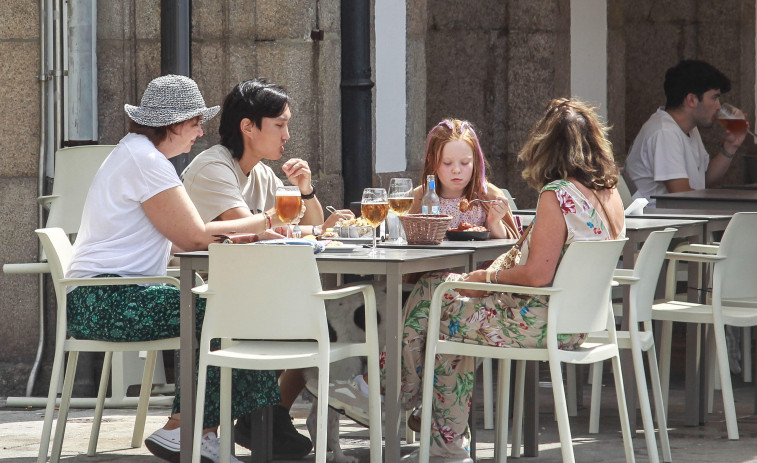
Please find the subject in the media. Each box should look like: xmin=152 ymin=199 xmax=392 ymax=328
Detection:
xmin=361 ymin=187 xmax=389 ymax=252
xmin=275 ymin=185 xmax=302 ymax=238
xmin=388 ymin=178 xmax=413 ymax=243
xmin=718 ymin=103 xmax=754 ymax=136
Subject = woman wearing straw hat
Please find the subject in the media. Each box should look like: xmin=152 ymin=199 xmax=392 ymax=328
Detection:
xmin=65 ymin=75 xmax=286 ymax=463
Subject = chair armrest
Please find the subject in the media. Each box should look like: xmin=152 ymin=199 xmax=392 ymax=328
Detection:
xmin=665 ymin=251 xmax=726 ymax=264
xmin=191 ymin=283 xmax=210 ymax=296
xmin=612 ymin=274 xmax=640 ymax=286
xmin=613 ymin=268 xmax=634 ymax=279
xmin=673 ymin=243 xmax=719 ymax=254
xmin=36 ymin=194 xmax=59 ymax=211
xmin=60 ymin=275 xmax=180 ymax=288
xmin=315 ymin=283 xmax=373 ymax=301
xmin=3 ymin=262 xmax=51 ymax=274
xmin=435 ymin=280 xmax=562 ymax=297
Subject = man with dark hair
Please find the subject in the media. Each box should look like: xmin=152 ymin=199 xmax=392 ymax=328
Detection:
xmin=625 ymin=60 xmax=748 ymax=206
xmin=182 ymin=78 xmax=350 ymax=460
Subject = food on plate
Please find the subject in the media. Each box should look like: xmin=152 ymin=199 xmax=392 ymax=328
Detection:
xmin=335 ymin=216 xmax=371 ymax=228
xmin=325 ymin=240 xmax=344 ymax=247
xmin=448 ymin=221 xmax=488 ymax=232
xmin=319 ymin=227 xmax=339 ymax=238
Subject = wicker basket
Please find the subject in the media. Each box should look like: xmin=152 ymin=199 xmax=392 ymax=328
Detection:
xmin=398 ymin=214 xmax=453 ymax=245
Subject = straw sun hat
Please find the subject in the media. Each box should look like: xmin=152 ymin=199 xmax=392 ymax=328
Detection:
xmin=124 ymin=74 xmax=220 ymax=127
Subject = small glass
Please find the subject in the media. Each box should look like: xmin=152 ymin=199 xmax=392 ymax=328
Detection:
xmin=360 ymin=188 xmax=389 ymax=252
xmin=275 ymin=185 xmax=302 ymax=238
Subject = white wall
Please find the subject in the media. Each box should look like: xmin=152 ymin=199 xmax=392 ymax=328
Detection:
xmin=375 ymin=0 xmax=407 ymax=173
xmin=570 ymin=0 xmax=607 ymax=120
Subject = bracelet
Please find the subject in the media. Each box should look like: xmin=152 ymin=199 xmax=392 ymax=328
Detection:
xmin=263 ymin=211 xmax=272 ymax=229
xmin=301 ymin=184 xmax=316 ymax=200
xmin=486 ymin=268 xmax=495 ymax=283
xmin=718 ymin=143 xmax=735 ymax=159
xmin=493 ymin=268 xmax=501 ymax=284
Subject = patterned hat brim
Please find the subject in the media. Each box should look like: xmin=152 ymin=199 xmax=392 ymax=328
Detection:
xmin=124 ymin=104 xmax=220 ymax=127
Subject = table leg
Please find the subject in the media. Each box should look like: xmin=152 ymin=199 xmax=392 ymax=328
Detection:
xmin=179 ymin=259 xmax=198 ymax=463
xmin=385 ymin=271 xmax=403 ymax=462
xmin=522 ymin=360 xmax=539 ymax=457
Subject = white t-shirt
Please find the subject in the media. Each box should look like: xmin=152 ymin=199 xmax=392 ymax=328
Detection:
xmin=181 ymin=144 xmax=282 ymax=222
xmin=625 ymin=108 xmax=710 ymax=206
xmin=67 ymin=133 xmax=182 ymax=279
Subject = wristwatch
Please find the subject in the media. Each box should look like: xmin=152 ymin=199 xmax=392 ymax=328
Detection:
xmin=301 ymin=184 xmax=316 ymax=200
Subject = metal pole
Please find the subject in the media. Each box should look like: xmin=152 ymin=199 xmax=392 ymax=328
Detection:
xmin=340 ymin=0 xmax=374 ymax=208
xmin=161 ymin=0 xmax=191 ymax=174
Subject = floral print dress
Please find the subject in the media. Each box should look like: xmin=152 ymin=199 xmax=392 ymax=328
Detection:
xmin=398 ymin=179 xmax=625 ymax=457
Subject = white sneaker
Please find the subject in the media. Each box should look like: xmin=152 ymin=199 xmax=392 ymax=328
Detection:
xmin=306 ymin=377 xmax=371 ymax=427
xmin=201 ymin=431 xmax=242 ymax=463
xmin=144 ymin=427 xmax=241 ymax=463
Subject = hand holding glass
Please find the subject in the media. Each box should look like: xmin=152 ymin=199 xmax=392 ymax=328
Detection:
xmin=361 ymin=188 xmax=389 ymax=251
xmin=275 ymin=186 xmax=302 ymax=238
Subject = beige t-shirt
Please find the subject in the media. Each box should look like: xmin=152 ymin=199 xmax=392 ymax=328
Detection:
xmin=182 ymin=144 xmax=281 ymax=221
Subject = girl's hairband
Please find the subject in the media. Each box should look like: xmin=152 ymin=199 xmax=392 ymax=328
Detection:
xmin=424 ymin=120 xmax=487 ymax=193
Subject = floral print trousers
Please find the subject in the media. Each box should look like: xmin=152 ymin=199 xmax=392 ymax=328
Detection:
xmin=397 ymin=271 xmax=584 ymax=457
xmin=67 ymin=276 xmax=280 ymax=429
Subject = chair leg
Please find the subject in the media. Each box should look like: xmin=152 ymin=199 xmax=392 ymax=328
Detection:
xmin=315 ymin=366 xmax=330 ymax=463
xmin=631 ymin=343 xmax=660 ymax=463
xmin=193 ymin=359 xmax=209 ymax=463
xmin=87 ymin=351 xmax=113 ymax=456
xmin=744 ymin=327 xmax=752 ymax=383
xmin=405 ymin=409 xmax=415 ymax=444
xmin=494 ymin=359 xmax=511 ymax=463
xmin=658 ymin=320 xmax=674 ymax=415
xmin=51 ymin=352 xmax=79 ymax=463
xmin=548 ymin=359 xmax=576 ymax=463
xmin=483 ymin=358 xmax=495 ymax=429
xmin=588 ymin=359 xmax=604 ymax=434
xmin=610 ymin=354 xmax=636 ymax=463
xmin=647 ymin=345 xmax=672 ymax=462
xmin=706 ymin=328 xmax=718 ymax=414
xmin=131 ymin=350 xmax=158 ymax=448
xmin=220 ymin=366 xmax=233 ymax=463
xmin=366 ymin=352 xmax=383 ymax=463
xmin=713 ymin=323 xmax=740 ymax=440
xmin=38 ymin=345 xmax=67 ymax=463
xmin=509 ymin=360 xmax=526 ymax=459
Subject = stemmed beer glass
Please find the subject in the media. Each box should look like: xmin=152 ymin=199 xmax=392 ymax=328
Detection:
xmin=388 ymin=178 xmax=413 ymax=243
xmin=361 ymin=188 xmax=389 ymax=252
xmin=275 ymin=185 xmax=302 ymax=238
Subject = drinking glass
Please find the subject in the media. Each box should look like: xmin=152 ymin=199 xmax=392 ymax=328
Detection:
xmin=275 ymin=185 xmax=302 ymax=238
xmin=718 ymin=103 xmax=755 ymax=136
xmin=388 ymin=178 xmax=413 ymax=243
xmin=361 ymin=188 xmax=389 ymax=252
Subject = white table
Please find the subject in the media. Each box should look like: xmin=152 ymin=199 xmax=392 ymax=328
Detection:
xmin=176 ymin=247 xmax=473 ymax=463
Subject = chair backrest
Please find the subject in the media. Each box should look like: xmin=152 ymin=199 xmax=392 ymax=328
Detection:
xmin=716 ymin=212 xmax=757 ymax=300
xmin=200 ymin=244 xmax=330 ymax=343
xmin=547 ymin=239 xmax=626 ymax=336
xmin=501 ymin=188 xmax=518 ymax=210
xmin=630 ymin=228 xmax=676 ymax=324
xmin=44 ymin=145 xmax=113 ymax=235
xmin=617 ymin=175 xmax=634 ymax=209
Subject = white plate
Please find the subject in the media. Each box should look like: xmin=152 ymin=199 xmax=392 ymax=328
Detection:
xmin=322 ymin=244 xmax=363 ymax=253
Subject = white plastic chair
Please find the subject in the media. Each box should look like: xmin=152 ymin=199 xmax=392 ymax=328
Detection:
xmin=191 ymin=244 xmax=383 ymax=463
xmin=418 ymin=239 xmax=635 ymax=463
xmin=652 ymin=212 xmax=757 ymax=441
xmin=35 ymin=227 xmax=180 ymax=463
xmin=586 ymin=229 xmax=675 ymax=463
